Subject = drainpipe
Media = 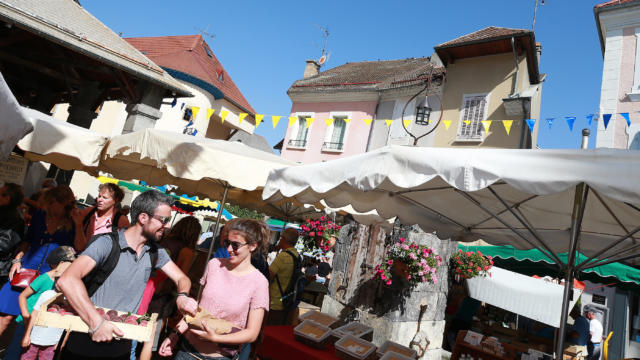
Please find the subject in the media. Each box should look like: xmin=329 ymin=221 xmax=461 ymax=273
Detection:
xmin=510 ymin=37 xmax=520 ymax=98
xmin=365 ymin=90 xmax=382 ymax=151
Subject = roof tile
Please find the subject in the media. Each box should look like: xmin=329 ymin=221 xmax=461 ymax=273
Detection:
xmin=435 ymin=26 xmax=530 ymax=48
xmin=289 ymin=58 xmax=443 ymax=92
xmin=125 ymin=35 xmax=255 ymax=114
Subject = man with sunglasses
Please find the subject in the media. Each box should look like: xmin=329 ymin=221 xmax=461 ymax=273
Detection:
xmin=58 ymin=190 xmax=197 ymax=360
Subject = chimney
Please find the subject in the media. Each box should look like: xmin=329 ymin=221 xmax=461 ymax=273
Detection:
xmin=536 ymin=42 xmax=542 ymax=67
xmin=303 ymin=60 xmax=320 ymax=78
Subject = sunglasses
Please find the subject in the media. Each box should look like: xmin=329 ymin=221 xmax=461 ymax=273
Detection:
xmin=147 ymin=213 xmax=171 ymax=225
xmin=223 ymin=239 xmax=249 ymax=252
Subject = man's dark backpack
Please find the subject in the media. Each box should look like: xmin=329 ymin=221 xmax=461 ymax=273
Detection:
xmin=82 ymin=232 xmax=158 ymax=297
xmin=274 ymin=250 xmax=306 ymax=311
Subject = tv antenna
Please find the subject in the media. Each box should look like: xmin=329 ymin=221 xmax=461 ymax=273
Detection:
xmin=532 ymin=0 xmax=546 ymax=31
xmin=313 ymin=23 xmax=330 ymax=67
xmin=195 ymin=25 xmax=215 ymax=41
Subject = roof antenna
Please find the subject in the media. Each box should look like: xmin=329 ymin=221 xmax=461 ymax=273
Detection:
xmin=532 ymin=0 xmax=546 ymax=31
xmin=313 ymin=23 xmax=330 ymax=67
xmin=195 ymin=25 xmax=215 ymax=42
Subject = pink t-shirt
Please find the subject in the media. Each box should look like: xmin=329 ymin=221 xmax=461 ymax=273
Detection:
xmin=185 ymin=258 xmax=268 ymax=356
xmin=198 ymin=258 xmax=269 ymax=329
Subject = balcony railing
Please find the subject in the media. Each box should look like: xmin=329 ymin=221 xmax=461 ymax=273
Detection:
xmin=287 ymin=139 xmax=307 ymax=147
xmin=322 ymin=142 xmax=344 ymax=151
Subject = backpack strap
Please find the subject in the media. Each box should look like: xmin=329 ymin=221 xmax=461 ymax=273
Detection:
xmin=84 ymin=232 xmax=121 ymax=297
xmin=112 ymin=211 xmax=122 ymax=230
xmin=148 ymin=241 xmax=159 ymax=277
xmin=274 ymin=250 xmax=300 ymax=298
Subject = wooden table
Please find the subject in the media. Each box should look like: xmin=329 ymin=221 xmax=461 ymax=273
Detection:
xmin=451 ymin=331 xmax=516 ymax=360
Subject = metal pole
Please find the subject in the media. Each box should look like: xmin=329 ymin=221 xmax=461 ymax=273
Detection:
xmin=198 ymin=184 xmax=229 ymax=300
xmin=556 ymin=129 xmax=590 ymax=358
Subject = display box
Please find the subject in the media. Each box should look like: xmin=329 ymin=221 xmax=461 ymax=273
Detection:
xmin=293 ymin=320 xmax=333 ymax=349
xmin=34 ymin=293 xmax=157 ymax=342
xmin=299 ymin=310 xmax=339 ymax=328
xmin=379 ymin=351 xmax=415 ymax=360
xmin=332 ymin=321 xmax=374 ymax=342
xmin=376 ymin=340 xmax=417 ymax=359
xmin=335 ymin=334 xmax=377 ymax=360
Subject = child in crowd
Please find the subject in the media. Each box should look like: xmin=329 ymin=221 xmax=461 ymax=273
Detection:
xmin=10 ymin=246 xmax=76 ymax=360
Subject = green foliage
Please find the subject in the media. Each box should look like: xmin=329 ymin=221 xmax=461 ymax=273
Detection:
xmin=224 ymin=204 xmax=264 ymax=220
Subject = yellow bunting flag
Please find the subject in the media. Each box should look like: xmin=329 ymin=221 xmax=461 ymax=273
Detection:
xmin=288 ymin=116 xmax=297 ymax=127
xmin=272 ymin=115 xmax=281 ymax=128
xmin=206 ymin=108 xmax=215 ymax=121
xmin=238 ymin=113 xmax=248 ymax=124
xmin=220 ymin=110 xmax=229 ymax=123
xmin=481 ymin=120 xmax=492 ymax=133
xmin=363 ymin=118 xmax=372 ymax=125
xmin=403 ymin=119 xmax=411 ymax=128
xmin=255 ymin=114 xmax=264 ymax=127
xmin=443 ymin=120 xmax=452 ymax=130
xmin=344 ymin=118 xmax=351 ymax=124
xmin=463 ymin=120 xmax=471 ymax=126
xmin=191 ymin=106 xmax=200 ymax=120
xmin=385 ymin=119 xmax=393 ymax=127
xmin=502 ymin=120 xmax=513 ymax=135
xmin=325 ymin=118 xmax=333 ymax=126
xmin=306 ymin=117 xmax=315 ymax=128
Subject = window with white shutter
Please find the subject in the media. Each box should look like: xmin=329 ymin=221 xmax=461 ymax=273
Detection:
xmin=286 ymin=113 xmax=313 ymax=149
xmin=457 ymin=94 xmax=489 ymax=141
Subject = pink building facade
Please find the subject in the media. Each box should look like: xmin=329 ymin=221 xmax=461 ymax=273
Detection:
xmin=595 ymin=0 xmax=640 ymax=149
xmin=280 ymin=101 xmax=377 ymax=163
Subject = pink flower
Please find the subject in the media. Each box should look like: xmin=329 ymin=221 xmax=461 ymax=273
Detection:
xmin=320 ymin=216 xmax=325 ymax=221
xmin=406 ymin=275 xmax=411 ymax=280
xmin=381 ymin=274 xmax=386 ymax=280
xmin=318 ymin=232 xmax=323 ymax=236
xmin=476 ymin=266 xmax=481 ymax=271
xmin=402 ymin=244 xmax=409 ymax=250
xmin=309 ymin=232 xmax=315 ymax=236
xmin=387 ymin=259 xmax=393 ymax=265
xmin=409 ymin=253 xmax=416 ymax=260
xmin=421 ymin=276 xmax=426 ymax=282
xmin=433 ymin=275 xmax=438 ymax=284
xmin=418 ymin=271 xmax=424 ymax=276
xmin=386 ymin=280 xmax=392 ymax=285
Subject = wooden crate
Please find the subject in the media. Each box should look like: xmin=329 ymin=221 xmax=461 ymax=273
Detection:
xmin=34 ymin=293 xmax=157 ymax=342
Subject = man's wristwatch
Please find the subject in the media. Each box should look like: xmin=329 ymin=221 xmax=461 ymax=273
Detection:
xmin=176 ymin=292 xmax=189 ymax=298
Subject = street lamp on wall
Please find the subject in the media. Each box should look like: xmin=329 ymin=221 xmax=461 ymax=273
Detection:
xmin=415 ymin=106 xmax=431 ymax=125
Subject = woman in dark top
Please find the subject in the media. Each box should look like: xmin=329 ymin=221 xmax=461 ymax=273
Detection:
xmin=0 ymin=185 xmax=81 ymax=336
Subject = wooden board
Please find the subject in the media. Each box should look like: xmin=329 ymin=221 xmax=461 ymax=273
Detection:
xmin=33 ymin=293 xmax=157 ymax=342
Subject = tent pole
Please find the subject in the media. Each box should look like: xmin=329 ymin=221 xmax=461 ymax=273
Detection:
xmin=556 ymin=184 xmax=589 ymax=359
xmin=198 ymin=184 xmax=230 ymax=300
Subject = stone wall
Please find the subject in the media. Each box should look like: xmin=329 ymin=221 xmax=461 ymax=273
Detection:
xmin=322 ymin=221 xmax=457 ymax=360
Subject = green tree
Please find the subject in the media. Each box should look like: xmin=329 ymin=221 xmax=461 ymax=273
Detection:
xmin=225 ymin=204 xmax=264 ymax=220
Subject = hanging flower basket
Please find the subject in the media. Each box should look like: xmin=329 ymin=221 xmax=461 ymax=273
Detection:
xmin=375 ymin=238 xmax=443 ymax=287
xmin=451 ymin=249 xmax=494 ymax=279
xmin=298 ymin=216 xmax=341 ymax=259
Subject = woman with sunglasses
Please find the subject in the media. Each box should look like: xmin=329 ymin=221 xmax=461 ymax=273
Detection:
xmin=159 ymin=218 xmax=270 ymax=360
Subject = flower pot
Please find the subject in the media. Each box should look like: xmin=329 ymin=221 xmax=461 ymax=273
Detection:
xmin=392 ymin=261 xmax=409 ymax=279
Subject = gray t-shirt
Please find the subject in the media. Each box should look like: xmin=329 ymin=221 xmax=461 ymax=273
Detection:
xmin=81 ymin=231 xmax=170 ymax=313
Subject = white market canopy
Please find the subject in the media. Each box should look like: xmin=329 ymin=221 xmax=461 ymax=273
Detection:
xmin=0 ymin=72 xmax=32 ymax=160
xmin=17 ymin=108 xmax=109 ymax=171
xmin=467 ymin=266 xmax=582 ymax=328
xmin=263 ymin=145 xmax=640 ymax=262
xmin=100 ymin=128 xmax=310 ymax=219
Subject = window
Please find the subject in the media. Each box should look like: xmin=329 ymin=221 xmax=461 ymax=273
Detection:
xmin=182 ymin=107 xmax=193 ymax=121
xmin=415 ymin=106 xmax=431 ymax=125
xmin=323 ymin=116 xmax=347 ymax=151
xmin=457 ymin=94 xmax=489 ymax=141
xmin=287 ymin=116 xmax=310 ymax=148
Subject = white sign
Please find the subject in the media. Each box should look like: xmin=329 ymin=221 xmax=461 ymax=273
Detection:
xmin=0 ymin=154 xmax=28 ymax=185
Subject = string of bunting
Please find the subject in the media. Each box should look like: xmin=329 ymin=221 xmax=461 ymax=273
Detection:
xmin=174 ymin=100 xmax=634 ymax=135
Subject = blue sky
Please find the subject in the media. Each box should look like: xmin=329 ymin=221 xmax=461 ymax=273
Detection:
xmin=82 ymin=0 xmax=605 ymax=149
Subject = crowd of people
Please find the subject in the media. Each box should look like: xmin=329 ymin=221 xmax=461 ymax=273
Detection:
xmin=0 ymin=179 xmax=335 ymax=360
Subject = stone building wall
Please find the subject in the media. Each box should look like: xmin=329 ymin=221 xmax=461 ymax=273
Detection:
xmin=322 ymin=221 xmax=457 ymax=360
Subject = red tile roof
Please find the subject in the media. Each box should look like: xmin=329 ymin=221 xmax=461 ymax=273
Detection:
xmin=435 ymin=26 xmax=531 ymax=48
xmin=594 ymin=0 xmax=640 ymax=8
xmin=289 ymin=58 xmax=443 ymax=93
xmin=125 ymin=35 xmax=255 ymax=114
